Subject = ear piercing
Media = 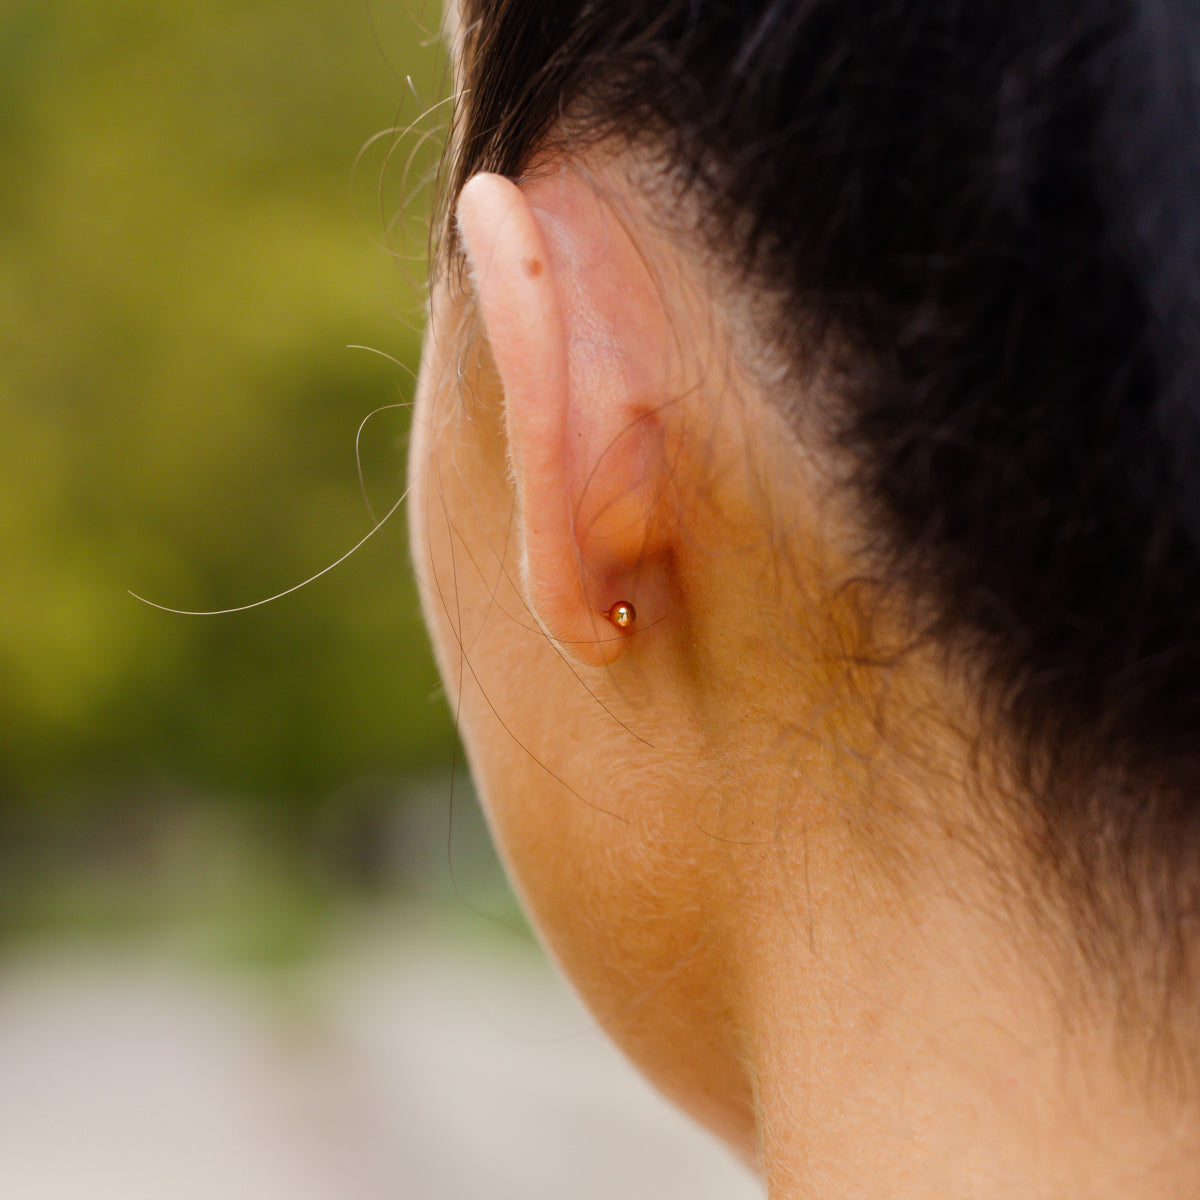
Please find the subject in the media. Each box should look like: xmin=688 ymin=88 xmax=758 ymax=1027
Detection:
xmin=606 ymin=601 xmax=636 ymax=629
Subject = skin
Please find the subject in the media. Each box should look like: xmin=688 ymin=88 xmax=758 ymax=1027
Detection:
xmin=407 ymin=141 xmax=1200 ymax=1200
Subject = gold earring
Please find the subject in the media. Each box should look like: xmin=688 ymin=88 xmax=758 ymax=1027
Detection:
xmin=606 ymin=601 xmax=636 ymax=629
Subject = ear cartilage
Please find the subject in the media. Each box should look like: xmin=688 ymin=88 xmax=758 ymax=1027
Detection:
xmin=606 ymin=601 xmax=636 ymax=630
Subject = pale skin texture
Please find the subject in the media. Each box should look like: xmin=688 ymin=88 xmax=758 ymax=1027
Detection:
xmin=407 ymin=137 xmax=1200 ymax=1200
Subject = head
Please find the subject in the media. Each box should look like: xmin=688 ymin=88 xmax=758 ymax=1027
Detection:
xmin=409 ymin=0 xmax=1200 ymax=1190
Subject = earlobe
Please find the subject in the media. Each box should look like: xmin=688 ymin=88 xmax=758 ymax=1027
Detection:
xmin=456 ymin=170 xmax=673 ymax=666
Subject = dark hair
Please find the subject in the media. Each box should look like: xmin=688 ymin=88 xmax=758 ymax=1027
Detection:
xmin=442 ymin=0 xmax=1200 ymax=959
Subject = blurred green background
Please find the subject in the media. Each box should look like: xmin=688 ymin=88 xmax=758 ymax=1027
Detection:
xmin=0 ymin=0 xmax=505 ymax=955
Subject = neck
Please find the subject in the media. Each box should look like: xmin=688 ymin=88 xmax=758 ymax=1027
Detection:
xmin=735 ymin=818 xmax=1200 ymax=1200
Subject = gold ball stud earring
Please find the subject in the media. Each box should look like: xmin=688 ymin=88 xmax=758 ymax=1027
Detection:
xmin=606 ymin=601 xmax=636 ymax=629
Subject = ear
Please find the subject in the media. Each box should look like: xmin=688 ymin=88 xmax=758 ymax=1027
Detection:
xmin=456 ymin=170 xmax=675 ymax=666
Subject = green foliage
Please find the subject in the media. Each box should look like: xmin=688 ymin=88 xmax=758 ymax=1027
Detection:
xmin=0 ymin=0 xmax=456 ymax=821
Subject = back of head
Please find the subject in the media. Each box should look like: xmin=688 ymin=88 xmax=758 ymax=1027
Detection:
xmin=443 ymin=0 xmax=1200 ymax=987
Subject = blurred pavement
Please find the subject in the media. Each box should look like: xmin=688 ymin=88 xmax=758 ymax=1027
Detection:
xmin=0 ymin=916 xmax=760 ymax=1199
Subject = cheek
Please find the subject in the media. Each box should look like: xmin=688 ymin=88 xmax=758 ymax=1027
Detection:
xmin=409 ymin=387 xmax=593 ymax=880
xmin=409 ymin=353 xmax=648 ymax=946
xmin=408 ymin=327 xmax=755 ymax=1148
xmin=407 ymin=310 xmax=510 ymax=705
xmin=408 ymin=331 xmax=598 ymax=901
